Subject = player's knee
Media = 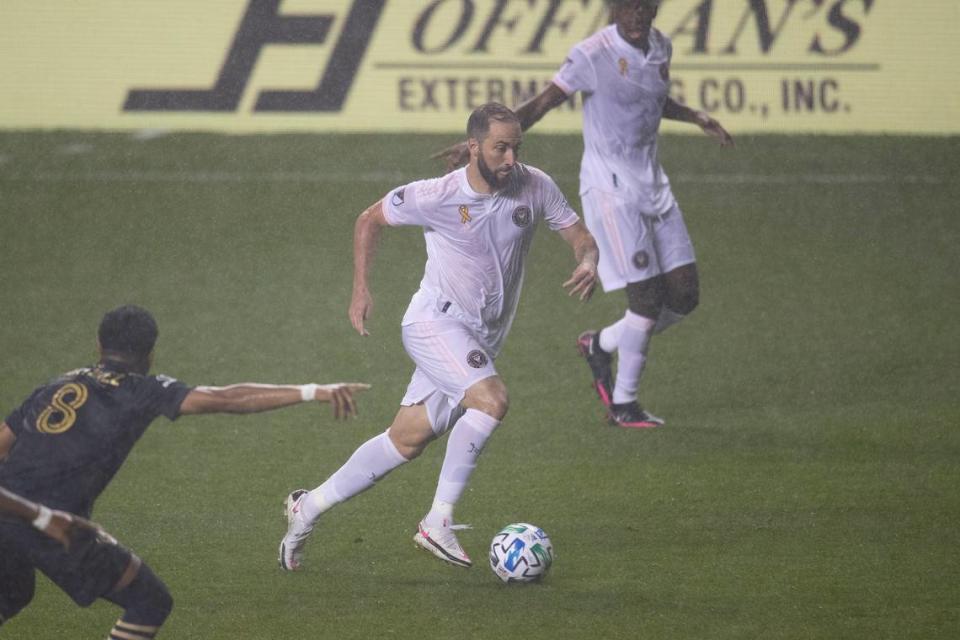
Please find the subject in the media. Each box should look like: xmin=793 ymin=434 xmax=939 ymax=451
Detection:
xmin=387 ymin=408 xmax=436 ymax=460
xmin=486 ymin=393 xmax=509 ymax=421
xmin=389 ymin=432 xmax=430 ymax=460
xmin=469 ymin=387 xmax=509 ymax=420
xmin=625 ymin=278 xmax=665 ymax=318
xmin=667 ymin=286 xmax=699 ymax=315
xmin=662 ymin=265 xmax=699 ymax=315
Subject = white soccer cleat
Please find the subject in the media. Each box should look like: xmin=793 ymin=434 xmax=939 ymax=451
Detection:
xmin=278 ymin=489 xmax=314 ymax=572
xmin=413 ymin=521 xmax=472 ymax=568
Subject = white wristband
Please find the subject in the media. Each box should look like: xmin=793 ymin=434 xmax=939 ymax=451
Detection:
xmin=300 ymin=384 xmax=319 ymax=402
xmin=32 ymin=505 xmax=53 ymax=531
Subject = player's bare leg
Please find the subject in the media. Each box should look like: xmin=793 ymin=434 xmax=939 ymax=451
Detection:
xmin=655 ymin=263 xmax=699 ymax=334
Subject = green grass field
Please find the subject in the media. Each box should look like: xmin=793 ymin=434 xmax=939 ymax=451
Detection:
xmin=1 ymin=130 xmax=958 ymax=639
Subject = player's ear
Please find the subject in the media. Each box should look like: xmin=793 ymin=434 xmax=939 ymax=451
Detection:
xmin=467 ymin=137 xmax=480 ymax=159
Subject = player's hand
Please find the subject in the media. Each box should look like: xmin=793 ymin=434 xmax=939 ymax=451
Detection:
xmin=313 ymin=383 xmax=371 ymax=419
xmin=695 ymin=111 xmax=734 ymax=147
xmin=562 ymin=259 xmax=597 ymax=301
xmin=349 ymin=288 xmax=373 ymax=336
xmin=430 ymin=141 xmax=470 ymax=173
xmin=45 ymin=511 xmax=103 ymax=550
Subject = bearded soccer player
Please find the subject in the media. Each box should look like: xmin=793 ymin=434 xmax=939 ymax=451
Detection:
xmin=437 ymin=0 xmax=733 ymax=428
xmin=279 ymin=102 xmax=598 ymax=571
xmin=0 ymin=305 xmax=368 ymax=638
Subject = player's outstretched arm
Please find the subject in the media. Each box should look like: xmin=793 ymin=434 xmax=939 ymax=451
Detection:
xmin=349 ymin=199 xmax=389 ymax=336
xmin=515 ymin=82 xmax=569 ymax=131
xmin=662 ymin=97 xmax=734 ymax=147
xmin=179 ymin=383 xmax=371 ymax=419
xmin=431 ymin=83 xmax=570 ymax=172
xmin=430 ymin=141 xmax=470 ymax=174
xmin=0 ymin=486 xmax=100 ymax=550
xmin=558 ymin=221 xmax=599 ymax=301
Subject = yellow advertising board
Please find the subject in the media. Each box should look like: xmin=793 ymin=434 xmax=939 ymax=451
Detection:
xmin=1 ymin=1 xmax=957 ymax=133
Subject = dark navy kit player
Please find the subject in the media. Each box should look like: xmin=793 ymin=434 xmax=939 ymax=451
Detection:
xmin=0 ymin=305 xmax=368 ymax=638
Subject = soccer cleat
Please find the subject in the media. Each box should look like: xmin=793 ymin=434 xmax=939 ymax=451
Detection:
xmin=577 ymin=330 xmax=614 ymax=407
xmin=413 ymin=521 xmax=472 ymax=568
xmin=607 ymin=402 xmax=665 ymax=429
xmin=278 ymin=489 xmax=313 ymax=571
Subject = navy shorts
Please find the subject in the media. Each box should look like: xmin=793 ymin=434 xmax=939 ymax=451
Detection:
xmin=0 ymin=518 xmax=132 ymax=618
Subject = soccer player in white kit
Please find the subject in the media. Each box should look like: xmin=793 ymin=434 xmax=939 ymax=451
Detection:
xmin=440 ymin=0 xmax=734 ymax=428
xmin=278 ymin=103 xmax=599 ymax=571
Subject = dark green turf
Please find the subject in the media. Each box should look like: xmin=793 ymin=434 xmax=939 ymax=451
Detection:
xmin=1 ymin=131 xmax=957 ymax=638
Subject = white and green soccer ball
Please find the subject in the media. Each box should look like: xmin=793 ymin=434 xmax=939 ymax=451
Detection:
xmin=489 ymin=523 xmax=554 ymax=583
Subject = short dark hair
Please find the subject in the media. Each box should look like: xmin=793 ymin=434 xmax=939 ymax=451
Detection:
xmin=466 ymin=102 xmax=521 ymax=141
xmin=606 ymin=0 xmax=659 ymax=8
xmin=98 ymin=305 xmax=158 ymax=357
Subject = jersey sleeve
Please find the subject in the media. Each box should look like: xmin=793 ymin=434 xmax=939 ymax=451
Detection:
xmin=537 ymin=171 xmax=580 ymax=231
xmin=382 ymin=179 xmax=428 ymax=227
xmin=552 ymin=46 xmax=595 ymax=96
xmin=142 ymin=374 xmax=194 ymax=421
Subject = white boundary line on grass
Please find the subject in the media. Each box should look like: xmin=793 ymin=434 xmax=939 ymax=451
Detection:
xmin=0 ymin=170 xmax=946 ymax=185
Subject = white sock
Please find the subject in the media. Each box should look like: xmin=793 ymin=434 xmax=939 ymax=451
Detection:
xmin=423 ymin=409 xmax=500 ymax=528
xmin=598 ymin=318 xmax=625 ymax=353
xmin=654 ymin=307 xmax=685 ymax=334
xmin=301 ymin=431 xmax=407 ymax=523
xmin=612 ymin=310 xmax=656 ymax=405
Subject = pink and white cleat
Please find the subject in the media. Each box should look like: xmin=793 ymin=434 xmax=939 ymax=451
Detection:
xmin=607 ymin=401 xmax=665 ymax=429
xmin=413 ymin=521 xmax=472 ymax=568
xmin=278 ymin=489 xmax=314 ymax=571
xmin=577 ymin=330 xmax=614 ymax=408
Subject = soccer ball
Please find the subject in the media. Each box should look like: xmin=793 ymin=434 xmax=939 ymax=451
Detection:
xmin=489 ymin=523 xmax=554 ymax=583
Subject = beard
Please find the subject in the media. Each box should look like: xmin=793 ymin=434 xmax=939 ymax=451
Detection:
xmin=477 ymin=152 xmax=515 ymax=191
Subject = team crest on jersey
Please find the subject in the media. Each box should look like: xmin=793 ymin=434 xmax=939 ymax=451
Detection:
xmin=512 ymin=205 xmax=532 ymax=227
xmin=459 ymin=204 xmax=472 ymax=224
xmin=466 ymin=349 xmax=488 ymax=369
xmin=618 ymin=58 xmax=628 ymax=76
xmin=659 ymin=63 xmax=669 ymax=82
xmin=632 ymin=250 xmax=650 ymax=269
xmin=391 ymin=188 xmax=405 ymax=207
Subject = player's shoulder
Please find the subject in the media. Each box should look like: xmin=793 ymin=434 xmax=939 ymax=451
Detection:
xmin=575 ymin=25 xmax=616 ymax=58
xmin=25 ymin=367 xmax=98 ymax=400
xmin=149 ymin=373 xmax=187 ymax=389
xmin=74 ymin=365 xmax=187 ymax=395
xmin=513 ymin=164 xmax=562 ymax=195
xmin=650 ymin=27 xmax=672 ymax=58
xmin=518 ymin=163 xmax=551 ymax=183
xmin=411 ymin=168 xmax=466 ymax=203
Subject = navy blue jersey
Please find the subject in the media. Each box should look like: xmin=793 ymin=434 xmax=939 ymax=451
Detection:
xmin=0 ymin=363 xmax=192 ymax=517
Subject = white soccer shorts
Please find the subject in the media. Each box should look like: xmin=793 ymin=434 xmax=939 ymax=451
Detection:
xmin=581 ymin=191 xmax=696 ymax=292
xmin=400 ymin=317 xmax=497 ymax=435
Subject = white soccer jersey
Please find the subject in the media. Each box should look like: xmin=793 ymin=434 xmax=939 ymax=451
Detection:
xmin=382 ymin=165 xmax=578 ymax=356
xmin=553 ymin=24 xmax=676 ymax=216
